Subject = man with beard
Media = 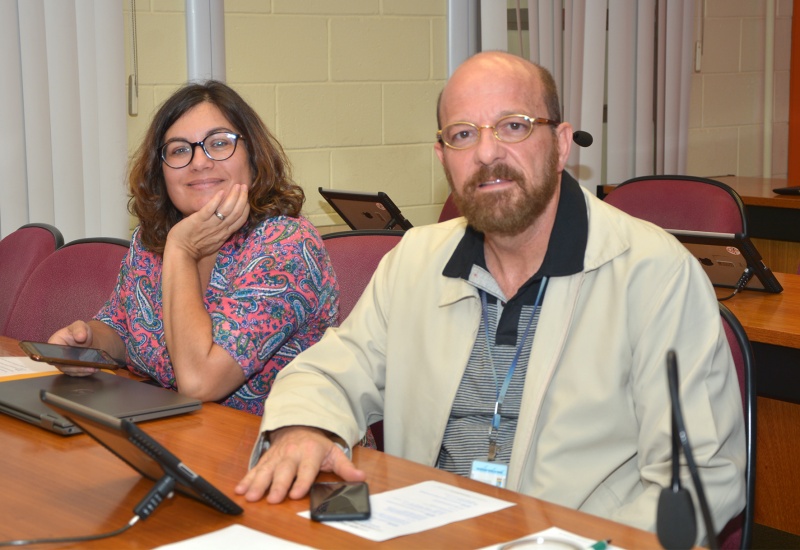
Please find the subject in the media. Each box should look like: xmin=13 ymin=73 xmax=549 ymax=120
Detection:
xmin=236 ymin=51 xmax=745 ymax=541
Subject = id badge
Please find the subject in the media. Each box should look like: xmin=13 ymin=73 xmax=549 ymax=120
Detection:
xmin=470 ymin=459 xmax=509 ymax=488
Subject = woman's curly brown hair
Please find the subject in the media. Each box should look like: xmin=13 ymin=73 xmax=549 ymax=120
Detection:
xmin=128 ymin=80 xmax=304 ymax=254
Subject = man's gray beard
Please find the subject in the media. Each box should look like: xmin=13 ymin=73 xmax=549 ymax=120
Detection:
xmin=447 ymin=147 xmax=560 ymax=236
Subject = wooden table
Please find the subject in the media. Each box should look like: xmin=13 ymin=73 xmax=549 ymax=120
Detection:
xmin=716 ymin=273 xmax=800 ymax=535
xmin=716 ymin=271 xmax=800 ymax=350
xmin=713 ymin=176 xmax=800 ymax=210
xmin=715 ymin=177 xmax=800 ymax=274
xmin=0 ymin=336 xmax=663 ymax=549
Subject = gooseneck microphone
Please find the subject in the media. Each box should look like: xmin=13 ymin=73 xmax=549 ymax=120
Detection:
xmin=572 ymin=130 xmax=593 ymax=147
xmin=656 ymin=350 xmax=718 ymax=550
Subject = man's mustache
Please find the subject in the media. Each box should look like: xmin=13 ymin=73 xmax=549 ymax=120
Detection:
xmin=465 ymin=164 xmax=524 ymax=191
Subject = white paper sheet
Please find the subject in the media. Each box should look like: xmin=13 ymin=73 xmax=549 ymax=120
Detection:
xmin=151 ymin=491 xmax=625 ymax=549
xmin=478 ymin=526 xmax=626 ymax=550
xmin=0 ymin=355 xmax=59 ymax=380
xmin=154 ymin=524 xmax=315 ymax=549
xmin=298 ymin=480 xmax=515 ymax=542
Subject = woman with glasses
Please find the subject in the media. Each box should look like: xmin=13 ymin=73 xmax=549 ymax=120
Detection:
xmin=47 ymin=81 xmax=339 ymax=416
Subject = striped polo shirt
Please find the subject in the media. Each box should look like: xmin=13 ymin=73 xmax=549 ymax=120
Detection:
xmin=437 ymin=174 xmax=588 ymax=477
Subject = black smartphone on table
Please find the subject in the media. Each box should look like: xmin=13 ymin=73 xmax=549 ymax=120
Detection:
xmin=19 ymin=341 xmax=121 ymax=370
xmin=309 ymin=481 xmax=371 ymax=521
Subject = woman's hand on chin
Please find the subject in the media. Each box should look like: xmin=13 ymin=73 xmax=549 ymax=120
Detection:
xmin=166 ymin=183 xmax=250 ymax=260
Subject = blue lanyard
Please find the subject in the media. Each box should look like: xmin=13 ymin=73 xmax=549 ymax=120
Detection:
xmin=480 ymin=276 xmax=548 ymax=461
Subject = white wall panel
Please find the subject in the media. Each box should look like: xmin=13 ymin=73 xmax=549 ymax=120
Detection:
xmin=0 ymin=0 xmax=29 ymax=235
xmin=18 ymin=0 xmax=55 ymax=229
xmin=45 ymin=1 xmax=85 ymax=241
xmin=606 ymin=0 xmax=637 ymax=184
xmin=635 ymin=0 xmax=656 ymax=175
xmin=575 ymin=0 xmax=606 ymax=187
xmin=1 ymin=0 xmax=127 ymax=241
xmin=480 ymin=0 xmax=507 ymax=52
xmin=82 ymin=0 xmax=128 ymax=238
xmin=447 ymin=0 xmax=479 ymax=76
xmin=186 ymin=0 xmax=226 ymax=82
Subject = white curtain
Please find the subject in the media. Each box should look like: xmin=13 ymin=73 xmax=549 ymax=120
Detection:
xmin=525 ymin=0 xmax=695 ymax=189
xmin=0 ymin=0 xmax=128 ymax=242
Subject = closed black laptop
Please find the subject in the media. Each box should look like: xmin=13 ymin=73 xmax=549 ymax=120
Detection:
xmin=0 ymin=371 xmax=201 ymax=435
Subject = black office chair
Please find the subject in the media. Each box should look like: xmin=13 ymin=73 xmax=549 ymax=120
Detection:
xmin=717 ymin=302 xmax=756 ymax=550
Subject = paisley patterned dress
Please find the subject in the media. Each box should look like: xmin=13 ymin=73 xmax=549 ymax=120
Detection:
xmin=95 ymin=216 xmax=339 ymax=415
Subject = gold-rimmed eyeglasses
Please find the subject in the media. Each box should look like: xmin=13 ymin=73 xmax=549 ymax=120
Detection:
xmin=159 ymin=131 xmax=244 ymax=169
xmin=437 ymin=114 xmax=558 ymax=150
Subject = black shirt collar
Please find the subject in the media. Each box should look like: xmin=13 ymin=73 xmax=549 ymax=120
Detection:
xmin=443 ymin=171 xmax=588 ymax=283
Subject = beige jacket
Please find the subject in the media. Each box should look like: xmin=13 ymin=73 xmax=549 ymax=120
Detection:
xmin=258 ymin=186 xmax=745 ymax=536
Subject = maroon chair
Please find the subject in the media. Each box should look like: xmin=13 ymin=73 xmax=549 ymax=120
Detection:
xmin=603 ymin=175 xmax=747 ymax=234
xmin=717 ymin=302 xmax=756 ymax=550
xmin=605 ymin=177 xmax=753 ymax=548
xmin=0 ymin=223 xmax=64 ymax=335
xmin=438 ymin=193 xmax=461 ymax=222
xmin=322 ymin=230 xmax=404 ymax=323
xmin=322 ymin=229 xmax=404 ymax=452
xmin=4 ymin=237 xmax=129 ymax=343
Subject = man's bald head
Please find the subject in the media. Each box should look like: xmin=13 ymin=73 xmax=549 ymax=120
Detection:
xmin=436 ymin=51 xmax=561 ymax=130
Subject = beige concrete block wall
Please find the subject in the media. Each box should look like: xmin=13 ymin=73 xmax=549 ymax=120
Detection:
xmin=124 ymin=1 xmax=792 ymax=234
xmin=123 ymin=0 xmax=448 ymax=231
xmin=688 ymin=0 xmax=792 ymax=178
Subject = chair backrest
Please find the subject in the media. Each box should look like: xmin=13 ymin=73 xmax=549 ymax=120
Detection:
xmin=603 ymin=175 xmax=747 ymax=234
xmin=0 ymin=223 xmax=64 ymax=334
xmin=322 ymin=230 xmax=404 ymax=323
xmin=717 ymin=302 xmax=756 ymax=550
xmin=438 ymin=193 xmax=461 ymax=223
xmin=4 ymin=237 xmax=130 ymax=342
xmin=322 ymin=229 xmax=403 ymax=454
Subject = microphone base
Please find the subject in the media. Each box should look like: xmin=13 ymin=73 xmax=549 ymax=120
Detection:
xmin=657 ymin=488 xmax=698 ymax=550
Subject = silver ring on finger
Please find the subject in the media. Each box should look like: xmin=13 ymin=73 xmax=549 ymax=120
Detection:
xmin=214 ymin=211 xmax=226 ymax=221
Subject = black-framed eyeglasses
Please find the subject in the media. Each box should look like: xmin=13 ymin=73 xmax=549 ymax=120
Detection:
xmin=159 ymin=131 xmax=245 ymax=169
xmin=436 ymin=114 xmax=558 ymax=150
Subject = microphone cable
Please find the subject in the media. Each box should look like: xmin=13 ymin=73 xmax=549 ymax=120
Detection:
xmin=0 ymin=475 xmax=176 ymax=547
xmin=717 ymin=266 xmax=753 ymax=301
xmin=657 ymin=350 xmax=719 ymax=550
xmin=0 ymin=516 xmax=140 ymax=547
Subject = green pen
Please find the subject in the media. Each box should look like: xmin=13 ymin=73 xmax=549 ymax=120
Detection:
xmin=588 ymin=540 xmax=611 ymax=550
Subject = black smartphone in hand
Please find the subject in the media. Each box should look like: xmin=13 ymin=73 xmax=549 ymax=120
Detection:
xmin=309 ymin=481 xmax=371 ymax=521
xmin=19 ymin=341 xmax=121 ymax=370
